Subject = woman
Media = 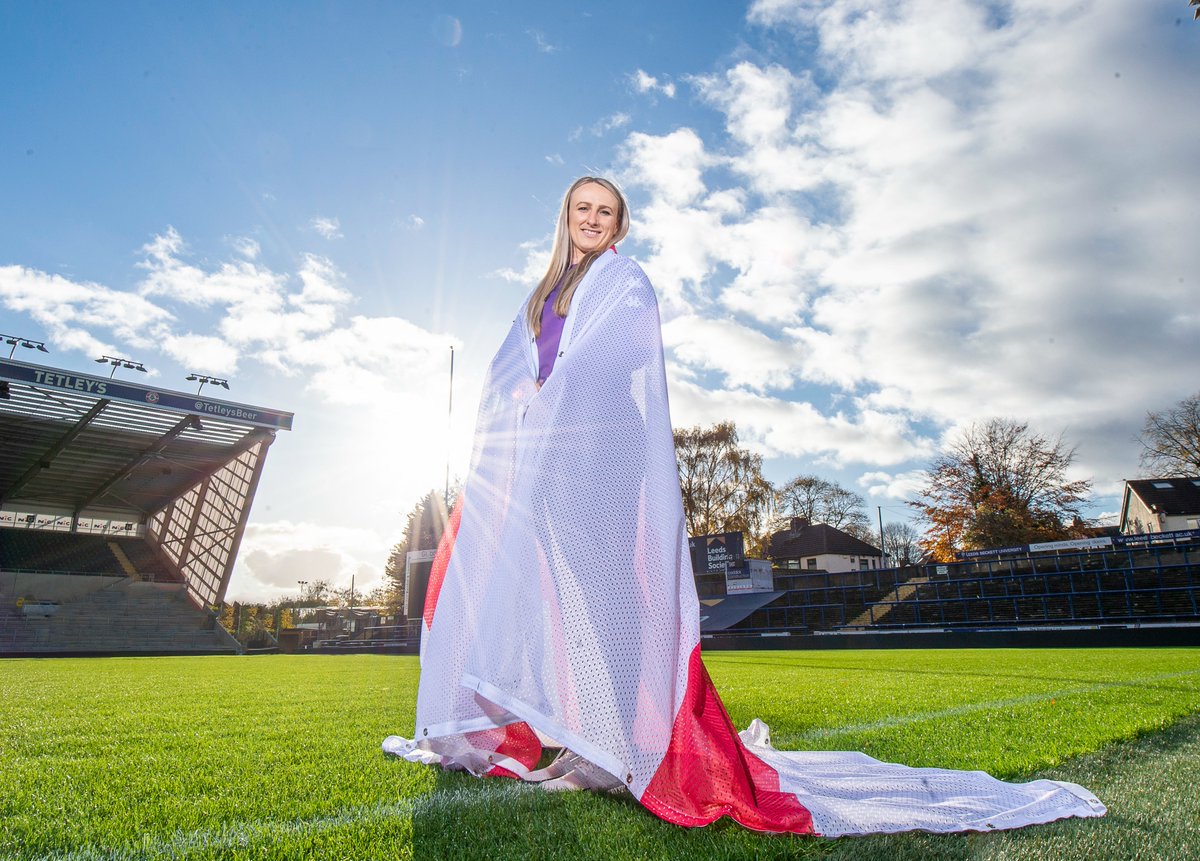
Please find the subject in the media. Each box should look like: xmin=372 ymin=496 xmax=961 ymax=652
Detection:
xmin=384 ymin=177 xmax=1105 ymax=836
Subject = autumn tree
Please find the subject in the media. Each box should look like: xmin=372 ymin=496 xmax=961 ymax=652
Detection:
xmin=364 ymin=579 xmax=403 ymax=610
xmin=218 ymin=603 xmax=278 ymax=648
xmin=773 ymin=475 xmax=872 ymax=536
xmin=1139 ymin=391 xmax=1200 ymax=476
xmin=912 ymin=418 xmax=1092 ymax=561
xmin=673 ymin=421 xmax=774 ymax=555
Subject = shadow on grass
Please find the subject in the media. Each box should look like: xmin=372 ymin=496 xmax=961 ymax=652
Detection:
xmin=409 ymin=766 xmax=828 ymax=861
xmin=407 ymin=710 xmax=1200 ymax=861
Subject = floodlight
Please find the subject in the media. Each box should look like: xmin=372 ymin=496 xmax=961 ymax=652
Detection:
xmin=186 ymin=371 xmax=230 ymax=394
xmin=95 ymin=354 xmax=147 ymax=378
xmin=2 ymin=333 xmax=49 ymax=358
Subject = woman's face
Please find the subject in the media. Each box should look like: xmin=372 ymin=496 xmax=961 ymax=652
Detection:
xmin=567 ymin=182 xmax=620 ymax=263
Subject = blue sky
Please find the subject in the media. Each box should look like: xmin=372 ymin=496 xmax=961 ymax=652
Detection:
xmin=3 ymin=1 xmax=1198 ymax=601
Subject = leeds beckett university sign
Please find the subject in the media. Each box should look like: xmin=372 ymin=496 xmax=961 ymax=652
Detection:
xmin=0 ymin=357 xmax=293 ymax=431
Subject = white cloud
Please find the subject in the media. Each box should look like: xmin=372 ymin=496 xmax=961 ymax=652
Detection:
xmin=666 ymin=374 xmax=932 ymax=468
xmin=545 ymin=153 xmax=565 ymax=166
xmin=0 ymin=264 xmax=174 ymax=358
xmin=494 ymin=237 xmax=552 ymax=287
xmin=592 ymin=112 xmax=631 ymax=136
xmin=309 ymin=216 xmax=343 ymax=239
xmin=160 ymin=332 xmax=241 ymax=374
xmin=294 ymin=253 xmax=351 ymax=305
xmin=2 ymin=228 xmax=455 ymax=411
xmin=630 ymin=69 xmax=676 ymax=98
xmin=858 ymin=470 xmax=927 ymax=501
xmin=619 ymin=128 xmax=714 ymax=209
xmin=405 ymin=214 xmax=426 ymax=229
xmin=526 ymin=29 xmax=559 ymax=53
xmin=228 ymin=520 xmax=394 ymax=602
xmin=229 ymin=236 xmax=261 ymax=259
xmin=746 ymin=0 xmax=817 ymax=26
xmin=662 ymin=314 xmax=797 ymax=392
xmin=618 ymin=0 xmax=1200 ymax=499
xmin=1094 ymin=510 xmax=1120 ymax=527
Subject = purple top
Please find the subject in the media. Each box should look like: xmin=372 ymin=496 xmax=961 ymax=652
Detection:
xmin=536 ymin=273 xmax=570 ymax=385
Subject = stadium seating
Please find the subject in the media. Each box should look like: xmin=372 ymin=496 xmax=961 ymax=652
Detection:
xmin=709 ymin=541 xmax=1200 ymax=638
xmin=0 ymin=576 xmax=238 ymax=655
xmin=0 ymin=528 xmax=173 ymax=580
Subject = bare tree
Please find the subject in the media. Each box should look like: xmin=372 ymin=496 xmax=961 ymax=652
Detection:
xmin=774 ymin=474 xmax=872 ymax=535
xmin=1139 ymin=391 xmax=1200 ymax=477
xmin=674 ymin=421 xmax=774 ymax=554
xmin=881 ymin=521 xmax=922 ymax=566
xmin=912 ymin=418 xmax=1092 ymax=561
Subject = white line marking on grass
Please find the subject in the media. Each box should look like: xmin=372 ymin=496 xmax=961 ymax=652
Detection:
xmin=30 ymin=784 xmax=542 ymax=861
xmin=794 ymin=669 xmax=1200 ymax=741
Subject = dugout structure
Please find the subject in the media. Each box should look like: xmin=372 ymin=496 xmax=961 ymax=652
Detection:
xmin=0 ymin=357 xmax=292 ymax=609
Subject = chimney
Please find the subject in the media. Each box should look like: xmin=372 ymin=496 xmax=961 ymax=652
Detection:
xmin=790 ymin=517 xmax=809 ymax=531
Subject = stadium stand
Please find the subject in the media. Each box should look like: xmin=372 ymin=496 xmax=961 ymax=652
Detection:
xmin=702 ymin=531 xmax=1200 ymax=647
xmin=0 ymin=356 xmax=291 ymax=656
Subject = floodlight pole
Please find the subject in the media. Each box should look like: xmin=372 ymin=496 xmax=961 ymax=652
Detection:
xmin=294 ymin=579 xmax=309 ymax=643
xmin=878 ymin=506 xmax=886 ymax=565
xmin=445 ymin=345 xmax=455 ymax=506
xmin=95 ymin=355 xmax=147 ymax=379
xmin=2 ymin=333 xmax=49 ymax=359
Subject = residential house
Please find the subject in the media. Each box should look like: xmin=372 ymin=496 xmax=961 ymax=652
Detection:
xmin=1118 ymin=477 xmax=1200 ymax=534
xmin=768 ymin=517 xmax=883 ymax=573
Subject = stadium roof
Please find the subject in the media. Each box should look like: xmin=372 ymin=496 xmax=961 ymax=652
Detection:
xmin=0 ymin=357 xmax=293 ymax=520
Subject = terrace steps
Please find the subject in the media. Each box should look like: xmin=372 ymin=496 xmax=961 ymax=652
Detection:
xmin=0 ymin=578 xmax=237 ymax=655
xmin=847 ymin=577 xmax=930 ymax=627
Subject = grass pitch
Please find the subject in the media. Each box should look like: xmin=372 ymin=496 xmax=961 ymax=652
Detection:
xmin=1 ymin=648 xmax=1198 ymax=860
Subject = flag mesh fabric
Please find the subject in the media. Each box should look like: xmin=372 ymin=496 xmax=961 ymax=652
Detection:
xmin=382 ymin=250 xmax=1106 ymax=836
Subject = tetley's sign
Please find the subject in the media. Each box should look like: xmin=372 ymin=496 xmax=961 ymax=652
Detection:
xmin=0 ymin=358 xmax=293 ymax=431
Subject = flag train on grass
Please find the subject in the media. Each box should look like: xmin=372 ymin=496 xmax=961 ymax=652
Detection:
xmin=383 ymin=250 xmax=1106 ymax=836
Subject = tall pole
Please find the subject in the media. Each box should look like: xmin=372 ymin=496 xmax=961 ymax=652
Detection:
xmin=445 ymin=345 xmax=455 ymax=505
xmin=878 ymin=506 xmax=886 ymax=565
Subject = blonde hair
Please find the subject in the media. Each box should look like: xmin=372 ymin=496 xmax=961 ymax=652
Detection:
xmin=526 ymin=176 xmax=630 ymax=335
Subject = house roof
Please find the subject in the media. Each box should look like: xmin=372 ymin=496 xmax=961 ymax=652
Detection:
xmin=1124 ymin=477 xmax=1200 ymax=516
xmin=769 ymin=521 xmax=881 ymax=559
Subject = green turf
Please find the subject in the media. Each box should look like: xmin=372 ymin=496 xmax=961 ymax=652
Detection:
xmin=1 ymin=649 xmax=1198 ymax=860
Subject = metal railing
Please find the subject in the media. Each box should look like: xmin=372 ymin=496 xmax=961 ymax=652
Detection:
xmin=728 ymin=541 xmax=1200 ymax=634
